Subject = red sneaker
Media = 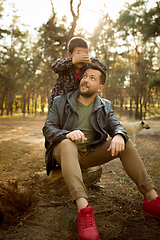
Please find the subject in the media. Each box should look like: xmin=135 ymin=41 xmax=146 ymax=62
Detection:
xmin=143 ymin=196 xmax=160 ymax=219
xmin=77 ymin=205 xmax=99 ymax=240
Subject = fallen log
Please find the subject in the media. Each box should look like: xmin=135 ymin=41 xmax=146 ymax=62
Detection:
xmin=34 ymin=166 xmax=102 ymax=196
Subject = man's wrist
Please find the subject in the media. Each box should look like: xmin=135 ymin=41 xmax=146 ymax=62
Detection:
xmin=115 ymin=133 xmax=126 ymax=143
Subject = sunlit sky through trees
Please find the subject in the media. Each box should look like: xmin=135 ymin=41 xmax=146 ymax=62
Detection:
xmin=2 ymin=0 xmax=156 ymax=35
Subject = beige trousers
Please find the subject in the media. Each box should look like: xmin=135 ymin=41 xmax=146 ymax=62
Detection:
xmin=53 ymin=139 xmax=154 ymax=201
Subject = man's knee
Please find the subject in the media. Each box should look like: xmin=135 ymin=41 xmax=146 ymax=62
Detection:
xmin=126 ymin=138 xmax=136 ymax=150
xmin=59 ymin=138 xmax=77 ymax=152
xmin=118 ymin=138 xmax=135 ymax=159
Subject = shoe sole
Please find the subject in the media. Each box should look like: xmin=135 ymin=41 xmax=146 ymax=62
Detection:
xmin=78 ymin=237 xmax=100 ymax=240
xmin=142 ymin=210 xmax=160 ymax=220
xmin=78 ymin=236 xmax=100 ymax=240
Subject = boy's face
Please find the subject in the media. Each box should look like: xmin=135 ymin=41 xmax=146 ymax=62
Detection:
xmin=68 ymin=47 xmax=88 ymax=69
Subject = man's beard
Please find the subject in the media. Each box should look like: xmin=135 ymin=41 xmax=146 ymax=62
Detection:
xmin=78 ymin=87 xmax=95 ymax=98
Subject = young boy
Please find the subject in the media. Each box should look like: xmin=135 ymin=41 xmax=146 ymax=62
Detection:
xmin=49 ymin=37 xmax=107 ymax=108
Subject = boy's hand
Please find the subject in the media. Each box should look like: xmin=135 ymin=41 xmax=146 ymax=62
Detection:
xmin=82 ymin=54 xmax=92 ymax=64
xmin=72 ymin=49 xmax=91 ymax=64
xmin=66 ymin=130 xmax=87 ymax=143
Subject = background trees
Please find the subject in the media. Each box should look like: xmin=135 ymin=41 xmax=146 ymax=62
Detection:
xmin=0 ymin=0 xmax=159 ymax=119
xmin=90 ymin=0 xmax=160 ymax=119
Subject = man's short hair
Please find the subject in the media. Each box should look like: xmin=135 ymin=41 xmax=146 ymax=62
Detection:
xmin=67 ymin=37 xmax=88 ymax=54
xmin=85 ymin=63 xmax=107 ymax=85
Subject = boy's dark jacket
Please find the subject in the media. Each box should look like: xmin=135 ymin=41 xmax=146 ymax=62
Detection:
xmin=43 ymin=90 xmax=128 ymax=176
xmin=50 ymin=57 xmax=108 ymax=107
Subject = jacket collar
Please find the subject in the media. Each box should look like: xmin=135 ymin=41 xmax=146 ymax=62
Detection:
xmin=93 ymin=94 xmax=104 ymax=112
xmin=66 ymin=90 xmax=105 ymax=113
xmin=66 ymin=90 xmax=79 ymax=112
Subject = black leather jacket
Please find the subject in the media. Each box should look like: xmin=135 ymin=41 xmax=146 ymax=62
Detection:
xmin=43 ymin=90 xmax=128 ymax=175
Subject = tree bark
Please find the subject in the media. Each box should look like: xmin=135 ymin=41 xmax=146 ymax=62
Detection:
xmin=48 ymin=0 xmax=81 ymax=57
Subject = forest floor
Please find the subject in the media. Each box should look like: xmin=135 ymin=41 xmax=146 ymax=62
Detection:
xmin=0 ymin=115 xmax=160 ymax=240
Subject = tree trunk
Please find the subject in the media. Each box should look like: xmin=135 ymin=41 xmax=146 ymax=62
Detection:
xmin=139 ymin=95 xmax=143 ymax=120
xmin=129 ymin=97 xmax=133 ymax=119
xmin=23 ymin=94 xmax=26 ymax=117
xmin=144 ymin=102 xmax=147 ymax=120
xmin=27 ymin=90 xmax=30 ymax=115
xmin=41 ymin=91 xmax=45 ymax=116
xmin=135 ymin=95 xmax=139 ymax=120
xmin=35 ymin=99 xmax=37 ymax=116
xmin=48 ymin=0 xmax=81 ymax=57
xmin=10 ymin=100 xmax=13 ymax=116
xmin=32 ymin=92 xmax=34 ymax=115
xmin=0 ymin=98 xmax=4 ymax=116
xmin=15 ymin=100 xmax=18 ymax=111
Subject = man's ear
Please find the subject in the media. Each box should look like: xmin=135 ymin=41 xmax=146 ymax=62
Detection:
xmin=97 ymin=85 xmax=104 ymax=93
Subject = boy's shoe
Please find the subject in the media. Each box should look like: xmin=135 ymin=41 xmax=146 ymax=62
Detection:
xmin=143 ymin=196 xmax=160 ymax=220
xmin=77 ymin=205 xmax=99 ymax=240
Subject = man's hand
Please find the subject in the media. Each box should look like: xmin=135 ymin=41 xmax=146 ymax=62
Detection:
xmin=66 ymin=130 xmax=87 ymax=143
xmin=107 ymin=134 xmax=125 ymax=156
xmin=72 ymin=50 xmax=91 ymax=64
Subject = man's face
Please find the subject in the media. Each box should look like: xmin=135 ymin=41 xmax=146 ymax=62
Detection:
xmin=79 ymin=69 xmax=103 ymax=98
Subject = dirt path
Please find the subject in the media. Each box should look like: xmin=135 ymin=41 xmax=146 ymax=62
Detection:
xmin=0 ymin=116 xmax=160 ymax=240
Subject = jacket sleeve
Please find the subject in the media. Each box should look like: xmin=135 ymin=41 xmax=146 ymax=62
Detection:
xmin=91 ymin=58 xmax=107 ymax=72
xmin=52 ymin=57 xmax=73 ymax=74
xmin=106 ymin=101 xmax=128 ymax=143
xmin=42 ymin=97 xmax=69 ymax=145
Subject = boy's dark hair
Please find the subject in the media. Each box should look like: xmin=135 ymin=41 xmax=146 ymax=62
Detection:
xmin=85 ymin=63 xmax=107 ymax=85
xmin=67 ymin=37 xmax=88 ymax=54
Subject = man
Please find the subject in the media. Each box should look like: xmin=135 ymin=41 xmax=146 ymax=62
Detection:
xmin=43 ymin=63 xmax=160 ymax=240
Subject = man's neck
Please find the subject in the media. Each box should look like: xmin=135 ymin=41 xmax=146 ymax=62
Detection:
xmin=77 ymin=95 xmax=95 ymax=106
